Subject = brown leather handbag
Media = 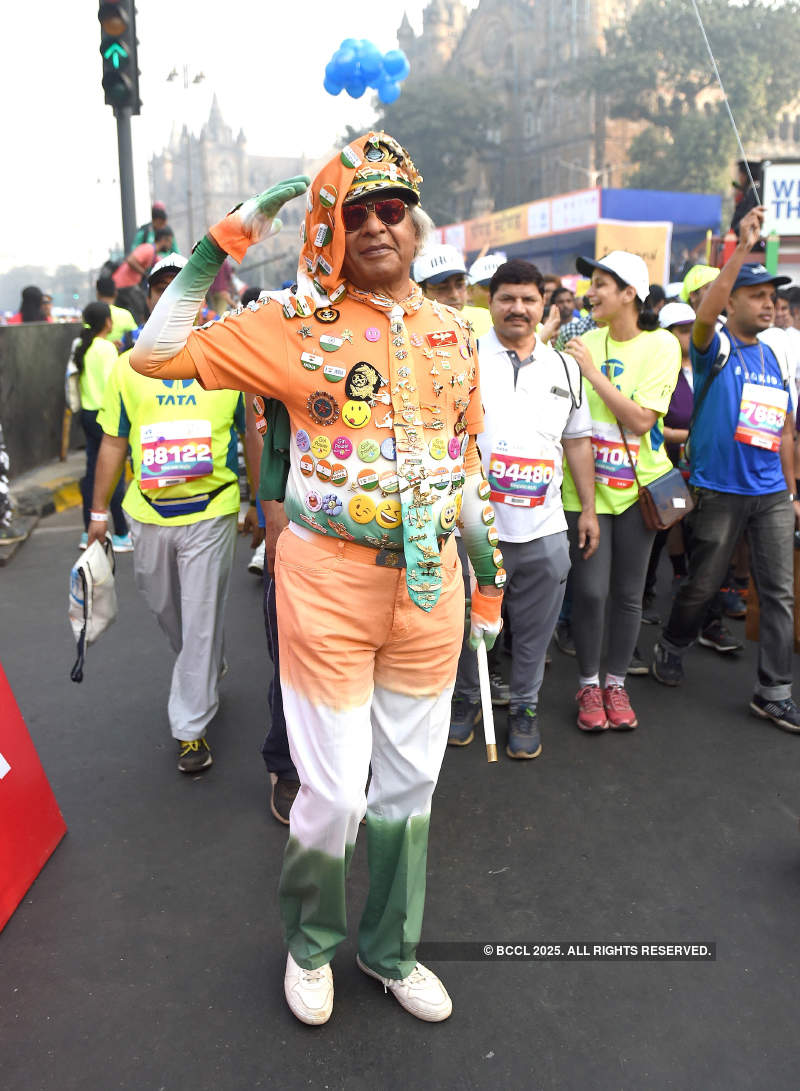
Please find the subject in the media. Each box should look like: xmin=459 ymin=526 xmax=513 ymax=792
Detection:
xmin=617 ymin=424 xmax=694 ymax=532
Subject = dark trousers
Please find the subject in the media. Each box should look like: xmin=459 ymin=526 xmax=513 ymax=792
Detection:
xmin=260 ymin=571 xmax=298 ymax=781
xmin=662 ymin=488 xmax=794 ymax=699
xmin=80 ymin=410 xmax=128 ymax=535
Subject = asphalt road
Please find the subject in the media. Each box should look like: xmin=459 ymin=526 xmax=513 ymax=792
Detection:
xmin=2 ymin=508 xmax=800 ymax=1091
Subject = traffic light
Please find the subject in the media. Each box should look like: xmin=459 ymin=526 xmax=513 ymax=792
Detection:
xmin=98 ymin=1 xmax=140 ymax=115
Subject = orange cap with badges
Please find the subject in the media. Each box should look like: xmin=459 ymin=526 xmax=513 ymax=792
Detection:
xmin=297 ymin=131 xmax=422 ymax=306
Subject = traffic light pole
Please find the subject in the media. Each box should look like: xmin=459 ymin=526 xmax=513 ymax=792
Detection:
xmin=115 ymin=106 xmax=137 ymax=252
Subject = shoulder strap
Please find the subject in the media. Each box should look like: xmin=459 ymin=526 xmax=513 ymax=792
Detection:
xmin=687 ymin=329 xmax=730 ymax=438
xmin=615 ymin=422 xmax=643 ymax=490
xmin=553 ymin=349 xmax=583 ymax=410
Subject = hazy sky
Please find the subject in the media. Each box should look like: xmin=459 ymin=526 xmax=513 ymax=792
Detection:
xmin=2 ymin=1 xmax=477 ymax=273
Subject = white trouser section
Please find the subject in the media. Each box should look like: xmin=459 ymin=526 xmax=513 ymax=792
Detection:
xmin=282 ymin=682 xmax=454 ymax=858
xmin=129 ymin=513 xmax=237 ymax=740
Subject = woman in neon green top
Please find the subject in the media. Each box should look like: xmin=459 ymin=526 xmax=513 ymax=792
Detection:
xmin=71 ymin=302 xmax=131 ymax=551
xmin=561 ymin=251 xmax=680 ymax=734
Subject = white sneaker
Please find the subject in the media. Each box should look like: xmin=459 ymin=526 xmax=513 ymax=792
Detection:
xmin=248 ymin=540 xmax=265 ymax=575
xmin=284 ymin=952 xmax=333 ymax=1025
xmin=356 ymin=955 xmax=452 ymax=1022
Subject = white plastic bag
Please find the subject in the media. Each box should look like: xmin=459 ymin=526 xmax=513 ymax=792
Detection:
xmin=65 ymin=338 xmax=82 ymax=413
xmin=69 ymin=537 xmax=117 ymax=682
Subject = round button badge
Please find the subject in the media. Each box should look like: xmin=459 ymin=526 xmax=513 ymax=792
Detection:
xmin=331 ymin=463 xmax=348 ymax=486
xmin=357 ymin=467 xmax=379 ymax=491
xmin=357 ymin=439 xmax=380 ymax=463
xmin=342 ymin=400 xmax=371 ymax=429
xmin=448 ymin=437 xmax=461 ymax=460
xmin=299 ymin=453 xmax=315 ymax=477
xmin=375 ymin=498 xmax=402 ymax=530
xmin=295 ymin=429 xmax=311 ymax=452
xmin=349 ymin=495 xmax=376 ymax=524
xmin=316 ymin=459 xmax=332 ymax=483
xmin=332 ymin=435 xmax=353 ymax=459
xmin=365 ymin=327 xmax=381 ymax=343
xmin=379 ymin=470 xmax=399 ymax=493
xmin=311 ymin=435 xmax=331 ymax=459
xmin=429 ymin=437 xmax=447 ymax=461
xmin=305 ymin=491 xmax=322 ymax=513
xmin=380 ymin=437 xmax=396 ymax=461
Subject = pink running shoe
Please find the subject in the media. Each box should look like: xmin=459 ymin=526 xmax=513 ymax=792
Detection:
xmin=602 ymin=684 xmax=638 ymax=730
xmin=576 ymin=685 xmax=608 ymax=732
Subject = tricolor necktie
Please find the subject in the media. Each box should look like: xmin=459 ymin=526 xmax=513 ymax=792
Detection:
xmin=389 ymin=304 xmax=442 ymax=611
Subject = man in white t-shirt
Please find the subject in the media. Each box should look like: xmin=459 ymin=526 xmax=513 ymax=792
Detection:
xmin=449 ymin=260 xmax=599 ymax=758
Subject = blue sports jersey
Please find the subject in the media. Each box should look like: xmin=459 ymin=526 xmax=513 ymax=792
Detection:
xmin=689 ymin=330 xmax=788 ymax=495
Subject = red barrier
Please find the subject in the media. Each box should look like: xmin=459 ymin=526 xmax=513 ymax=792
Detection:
xmin=0 ymin=662 xmax=66 ymax=931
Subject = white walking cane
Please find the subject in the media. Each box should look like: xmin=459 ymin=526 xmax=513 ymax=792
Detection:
xmin=468 ymin=558 xmax=498 ymax=763
xmin=476 ymin=642 xmax=498 ymax=763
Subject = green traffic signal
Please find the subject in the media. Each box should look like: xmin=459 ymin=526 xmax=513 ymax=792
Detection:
xmin=103 ymin=41 xmax=129 ymax=70
xmin=98 ymin=1 xmax=139 ymax=115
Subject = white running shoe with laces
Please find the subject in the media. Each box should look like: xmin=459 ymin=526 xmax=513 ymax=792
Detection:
xmin=248 ymin=539 xmax=266 ymax=575
xmin=356 ymin=955 xmax=452 ymax=1021
xmin=284 ymin=953 xmax=333 ymax=1025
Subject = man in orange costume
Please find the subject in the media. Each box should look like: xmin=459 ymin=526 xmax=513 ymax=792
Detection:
xmin=131 ymin=132 xmax=503 ymax=1025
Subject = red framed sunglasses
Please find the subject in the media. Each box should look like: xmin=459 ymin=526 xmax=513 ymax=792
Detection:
xmin=341 ymin=197 xmax=408 ymax=232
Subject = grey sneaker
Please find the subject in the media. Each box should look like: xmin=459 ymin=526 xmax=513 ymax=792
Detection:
xmin=0 ymin=521 xmax=26 ymax=545
xmin=448 ymin=695 xmax=481 ymax=747
xmin=750 ymin=695 xmax=800 ymax=733
xmin=554 ymin=619 xmax=575 ymax=656
xmin=698 ymin=620 xmax=742 ymax=654
xmin=506 ymin=707 xmax=542 ymax=759
xmin=177 ymin=736 xmax=213 ymax=773
xmin=651 ymin=641 xmax=684 ymax=687
xmin=489 ymin=670 xmax=510 ymax=706
xmin=627 ymin=645 xmax=649 ymax=676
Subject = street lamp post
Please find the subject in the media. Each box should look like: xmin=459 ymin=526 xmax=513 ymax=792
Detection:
xmin=166 ymin=65 xmax=205 ymax=250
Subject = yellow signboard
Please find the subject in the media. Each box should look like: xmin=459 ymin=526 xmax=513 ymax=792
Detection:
xmin=594 ymin=219 xmax=672 ymax=286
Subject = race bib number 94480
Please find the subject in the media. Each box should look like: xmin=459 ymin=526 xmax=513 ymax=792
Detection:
xmin=488 ymin=452 xmax=555 ymax=507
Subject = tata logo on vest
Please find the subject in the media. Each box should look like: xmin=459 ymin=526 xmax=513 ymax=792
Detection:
xmin=157 ymin=378 xmax=196 ymax=405
xmin=601 ymin=358 xmax=625 ymax=388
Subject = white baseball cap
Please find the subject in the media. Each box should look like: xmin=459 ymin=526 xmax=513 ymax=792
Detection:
xmin=575 ymin=250 xmax=650 ymax=303
xmin=148 ymin=253 xmax=188 ymax=286
xmin=659 ymin=301 xmax=696 ymax=329
xmin=468 ymin=252 xmax=507 ymax=287
xmin=413 ymin=244 xmax=467 ymax=285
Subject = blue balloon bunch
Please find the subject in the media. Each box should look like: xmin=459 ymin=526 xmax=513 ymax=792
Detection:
xmin=324 ymin=39 xmax=411 ymax=104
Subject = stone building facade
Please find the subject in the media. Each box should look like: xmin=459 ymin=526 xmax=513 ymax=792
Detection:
xmin=397 ymin=0 xmax=642 ymax=218
xmin=149 ymin=96 xmax=322 ymax=282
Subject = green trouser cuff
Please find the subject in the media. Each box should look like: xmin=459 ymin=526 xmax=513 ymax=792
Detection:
xmin=279 ymin=837 xmax=354 ymax=970
xmin=357 ymin=812 xmax=431 ymax=980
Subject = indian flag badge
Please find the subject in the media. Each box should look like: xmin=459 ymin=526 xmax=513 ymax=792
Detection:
xmin=323 ymin=364 xmax=346 ymax=383
xmin=313 ymin=223 xmax=333 ymax=248
xmin=319 ymin=184 xmax=338 ymax=209
xmin=340 ymin=145 xmax=363 ymax=169
xmin=300 ymin=352 xmax=323 ymax=371
xmin=329 ymin=283 xmax=347 ymax=304
xmin=319 ymin=334 xmax=344 ymax=353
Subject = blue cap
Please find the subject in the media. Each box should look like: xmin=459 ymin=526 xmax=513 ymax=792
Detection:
xmin=731 ymin=262 xmax=791 ymax=292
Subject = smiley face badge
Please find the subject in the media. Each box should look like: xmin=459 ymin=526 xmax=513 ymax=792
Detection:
xmin=342 ymin=400 xmax=372 ymax=429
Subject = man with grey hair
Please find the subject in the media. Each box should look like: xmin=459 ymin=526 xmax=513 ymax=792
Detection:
xmin=129 ymin=132 xmax=504 ymax=1027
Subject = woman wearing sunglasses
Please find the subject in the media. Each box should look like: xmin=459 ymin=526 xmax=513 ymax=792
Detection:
xmin=563 ymin=252 xmax=680 ymax=732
